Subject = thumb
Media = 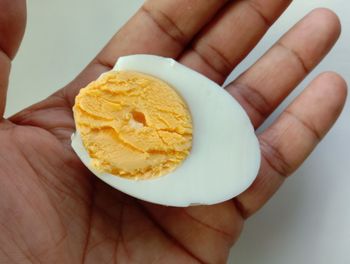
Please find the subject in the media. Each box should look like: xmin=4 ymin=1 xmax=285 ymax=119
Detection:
xmin=0 ymin=52 xmax=10 ymax=117
xmin=0 ymin=0 xmax=27 ymax=59
xmin=0 ymin=0 xmax=26 ymax=117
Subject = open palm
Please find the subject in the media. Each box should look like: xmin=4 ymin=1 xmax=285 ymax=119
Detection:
xmin=0 ymin=1 xmax=347 ymax=263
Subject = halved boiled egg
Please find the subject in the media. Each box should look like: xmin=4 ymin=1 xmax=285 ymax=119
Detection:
xmin=71 ymin=54 xmax=260 ymax=207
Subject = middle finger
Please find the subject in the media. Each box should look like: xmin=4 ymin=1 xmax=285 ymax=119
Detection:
xmin=179 ymin=0 xmax=291 ymax=84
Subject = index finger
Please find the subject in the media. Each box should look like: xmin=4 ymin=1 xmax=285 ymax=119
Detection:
xmin=63 ymin=0 xmax=228 ymax=105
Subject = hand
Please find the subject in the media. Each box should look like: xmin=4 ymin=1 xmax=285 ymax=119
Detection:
xmin=0 ymin=0 xmax=346 ymax=263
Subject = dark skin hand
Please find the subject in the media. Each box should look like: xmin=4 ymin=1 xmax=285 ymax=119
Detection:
xmin=0 ymin=0 xmax=347 ymax=263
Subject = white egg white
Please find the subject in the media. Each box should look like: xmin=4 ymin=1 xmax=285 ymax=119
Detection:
xmin=71 ymin=54 xmax=261 ymax=207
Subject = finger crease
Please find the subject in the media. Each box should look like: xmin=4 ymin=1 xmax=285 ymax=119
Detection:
xmin=284 ymin=110 xmax=322 ymax=141
xmin=183 ymin=209 xmax=233 ymax=240
xmin=141 ymin=5 xmax=188 ymax=47
xmin=0 ymin=49 xmax=11 ymax=65
xmin=191 ymin=45 xmax=227 ymax=82
xmin=232 ymin=198 xmax=249 ymax=219
xmin=230 ymin=82 xmax=270 ymax=125
xmin=259 ymin=137 xmax=292 ymax=178
xmin=205 ymin=42 xmax=233 ymax=75
xmin=246 ymin=0 xmax=272 ymax=27
xmin=276 ymin=42 xmax=310 ymax=74
xmin=93 ymin=56 xmax=114 ymax=71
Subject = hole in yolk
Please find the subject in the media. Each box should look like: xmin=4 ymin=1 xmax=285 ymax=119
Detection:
xmin=131 ymin=110 xmax=147 ymax=126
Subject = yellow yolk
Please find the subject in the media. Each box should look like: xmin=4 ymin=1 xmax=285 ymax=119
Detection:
xmin=73 ymin=71 xmax=193 ymax=180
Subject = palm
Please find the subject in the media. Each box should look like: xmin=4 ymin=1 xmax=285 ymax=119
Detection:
xmin=0 ymin=1 xmax=347 ymax=263
xmin=3 ymin=104 xmax=236 ymax=263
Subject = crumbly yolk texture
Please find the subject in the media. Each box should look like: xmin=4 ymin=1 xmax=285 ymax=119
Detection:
xmin=73 ymin=71 xmax=193 ymax=180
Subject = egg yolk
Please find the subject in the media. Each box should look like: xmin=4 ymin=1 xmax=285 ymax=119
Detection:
xmin=73 ymin=71 xmax=193 ymax=180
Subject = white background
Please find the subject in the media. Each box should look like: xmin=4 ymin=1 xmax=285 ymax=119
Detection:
xmin=6 ymin=1 xmax=350 ymax=263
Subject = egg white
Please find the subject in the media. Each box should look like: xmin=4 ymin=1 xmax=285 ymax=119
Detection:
xmin=71 ymin=54 xmax=260 ymax=207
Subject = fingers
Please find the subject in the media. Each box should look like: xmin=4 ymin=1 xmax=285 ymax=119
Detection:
xmin=179 ymin=0 xmax=291 ymax=83
xmin=0 ymin=0 xmax=26 ymax=59
xmin=234 ymin=72 xmax=347 ymax=218
xmin=227 ymin=8 xmax=341 ymax=128
xmin=63 ymin=0 xmax=228 ymax=106
xmin=95 ymin=0 xmax=228 ymax=67
xmin=0 ymin=0 xmax=26 ymax=116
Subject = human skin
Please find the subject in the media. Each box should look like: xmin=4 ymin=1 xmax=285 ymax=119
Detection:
xmin=0 ymin=0 xmax=347 ymax=263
